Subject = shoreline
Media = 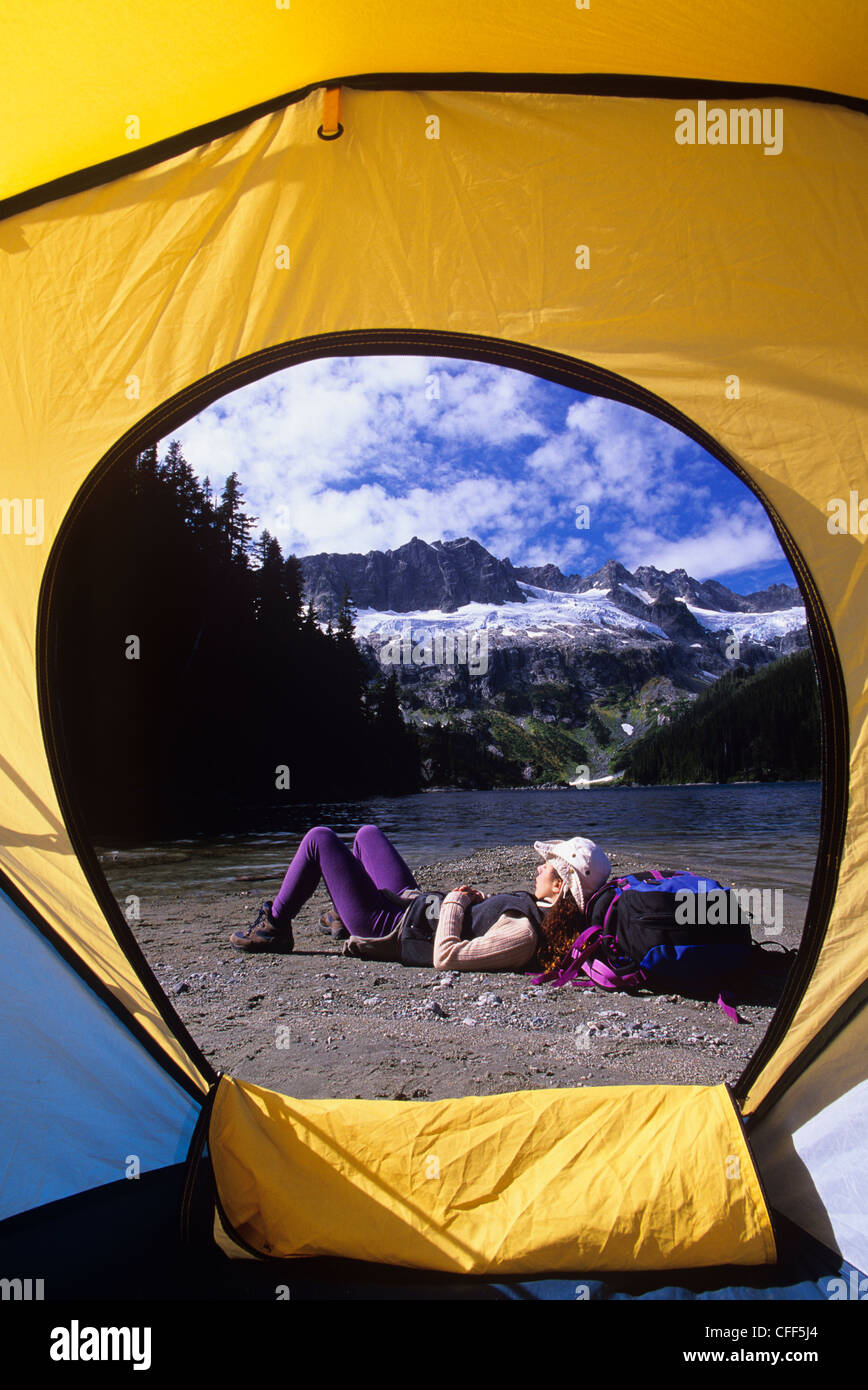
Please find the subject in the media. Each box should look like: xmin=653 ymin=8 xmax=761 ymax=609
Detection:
xmin=421 ymin=778 xmax=821 ymax=792
xmin=92 ymin=779 xmax=823 ymax=852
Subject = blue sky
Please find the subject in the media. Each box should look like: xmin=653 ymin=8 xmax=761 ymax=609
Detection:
xmin=163 ymin=355 xmax=797 ymax=595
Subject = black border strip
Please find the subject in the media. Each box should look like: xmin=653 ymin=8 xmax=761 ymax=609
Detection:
xmin=0 ymin=859 xmax=209 ymax=1103
xmin=36 ymin=327 xmax=850 ymax=1118
xmin=2 ymin=72 xmax=866 ymax=224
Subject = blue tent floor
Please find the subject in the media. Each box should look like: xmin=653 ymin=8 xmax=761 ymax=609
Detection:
xmin=0 ymin=1160 xmax=861 ymax=1303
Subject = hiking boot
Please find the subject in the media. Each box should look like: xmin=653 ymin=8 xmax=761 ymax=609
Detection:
xmin=319 ymin=907 xmax=349 ymax=939
xmin=230 ymin=900 xmax=294 ymax=953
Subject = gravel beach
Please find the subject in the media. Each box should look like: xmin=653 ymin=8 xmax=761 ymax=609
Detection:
xmin=127 ymin=843 xmax=800 ymax=1101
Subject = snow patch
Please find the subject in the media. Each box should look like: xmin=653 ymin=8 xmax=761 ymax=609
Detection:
xmin=354 ymin=582 xmax=671 ymax=642
xmin=685 ymin=603 xmax=807 ymax=643
xmin=349 ymin=585 xmax=806 ymax=650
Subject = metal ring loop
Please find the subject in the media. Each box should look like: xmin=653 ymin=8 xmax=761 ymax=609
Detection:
xmin=317 ymin=123 xmax=344 ymax=141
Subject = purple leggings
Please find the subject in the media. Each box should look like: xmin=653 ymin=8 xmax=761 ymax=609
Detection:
xmin=271 ymin=825 xmax=420 ymax=938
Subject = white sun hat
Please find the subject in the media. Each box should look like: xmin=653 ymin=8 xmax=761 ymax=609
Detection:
xmin=533 ymin=836 xmax=612 ymax=911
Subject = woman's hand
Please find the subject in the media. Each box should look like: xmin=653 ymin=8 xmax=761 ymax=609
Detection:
xmin=456 ymin=885 xmax=485 ymax=903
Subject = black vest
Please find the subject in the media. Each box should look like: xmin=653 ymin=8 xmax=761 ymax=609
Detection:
xmin=399 ymin=889 xmax=545 ymax=967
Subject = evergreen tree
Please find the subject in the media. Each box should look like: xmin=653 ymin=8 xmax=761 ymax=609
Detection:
xmin=612 ymin=652 xmax=820 ymax=784
xmin=52 ymin=445 xmax=422 ymax=836
xmin=215 ymin=471 xmax=257 ymax=566
xmin=283 ymin=553 xmax=304 ymax=631
xmin=336 ymin=584 xmax=358 ymax=642
xmin=368 ymin=672 xmax=420 ymax=793
xmin=253 ymin=531 xmax=288 ymax=627
xmin=201 ymin=475 xmax=215 ymax=522
xmin=133 ymin=444 xmax=159 ymax=495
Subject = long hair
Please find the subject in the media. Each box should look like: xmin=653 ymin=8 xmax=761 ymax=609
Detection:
xmin=534 ymin=887 xmax=586 ymax=974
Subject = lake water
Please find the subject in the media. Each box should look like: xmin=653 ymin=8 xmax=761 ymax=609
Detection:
xmin=97 ymin=782 xmax=822 ymax=910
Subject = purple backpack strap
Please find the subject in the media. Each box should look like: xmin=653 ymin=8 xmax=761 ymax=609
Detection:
xmin=580 ymin=958 xmax=624 ymax=990
xmin=580 ymin=946 xmax=646 ymax=992
xmin=717 ymin=990 xmax=743 ymax=1024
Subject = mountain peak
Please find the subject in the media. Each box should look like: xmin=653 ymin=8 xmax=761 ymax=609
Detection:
xmin=300 ymin=535 xmax=525 ymax=614
xmin=299 ymin=536 xmax=800 ymax=619
xmin=576 ymin=558 xmax=637 ymax=593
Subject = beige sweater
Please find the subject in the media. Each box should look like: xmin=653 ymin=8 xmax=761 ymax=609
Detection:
xmin=431 ymin=888 xmax=541 ymax=972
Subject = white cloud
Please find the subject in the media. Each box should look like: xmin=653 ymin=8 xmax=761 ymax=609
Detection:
xmin=512 ymin=539 xmax=591 ymax=572
xmin=168 ymin=355 xmax=547 ymax=498
xmin=164 ymin=355 xmax=556 ymax=558
xmin=549 ymin=395 xmax=688 ymax=512
xmin=618 ymin=503 xmax=782 ymax=580
xmin=160 ymin=356 xmax=786 ymax=584
xmin=285 ymin=472 xmax=554 ymax=560
xmin=429 ymin=367 xmax=549 ymax=446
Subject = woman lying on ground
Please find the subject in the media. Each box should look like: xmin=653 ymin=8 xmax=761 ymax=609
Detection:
xmin=229 ymin=824 xmax=612 ymax=974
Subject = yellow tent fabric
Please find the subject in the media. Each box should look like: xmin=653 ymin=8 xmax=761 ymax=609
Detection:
xmin=2 ymin=5 xmax=866 ymax=1275
xmin=3 ymin=1 xmax=865 ymax=208
xmin=209 ymin=1076 xmax=775 ymax=1273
